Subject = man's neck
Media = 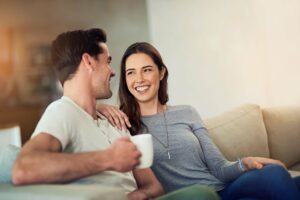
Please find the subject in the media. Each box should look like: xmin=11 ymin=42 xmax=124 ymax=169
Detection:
xmin=63 ymin=80 xmax=97 ymax=120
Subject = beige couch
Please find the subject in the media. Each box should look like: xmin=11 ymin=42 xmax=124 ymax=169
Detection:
xmin=204 ymin=104 xmax=300 ymax=177
xmin=1 ymin=104 xmax=299 ymax=200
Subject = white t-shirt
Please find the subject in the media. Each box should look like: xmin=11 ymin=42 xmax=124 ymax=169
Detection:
xmin=31 ymin=96 xmax=137 ymax=193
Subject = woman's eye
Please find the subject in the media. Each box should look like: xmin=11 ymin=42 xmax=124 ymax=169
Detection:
xmin=126 ymin=71 xmax=133 ymax=76
xmin=144 ymin=68 xmax=152 ymax=72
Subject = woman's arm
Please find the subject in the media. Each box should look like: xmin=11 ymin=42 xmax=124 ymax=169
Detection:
xmin=188 ymin=106 xmax=243 ymax=182
xmin=190 ymin=106 xmax=286 ymax=182
xmin=193 ymin=126 xmax=243 ymax=182
xmin=128 ymin=168 xmax=164 ymax=200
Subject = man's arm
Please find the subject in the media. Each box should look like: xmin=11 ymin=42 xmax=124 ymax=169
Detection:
xmin=128 ymin=168 xmax=164 ymax=200
xmin=12 ymin=133 xmax=140 ymax=185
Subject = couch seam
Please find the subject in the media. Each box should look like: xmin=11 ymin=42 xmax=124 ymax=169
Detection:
xmin=206 ymin=107 xmax=260 ymax=131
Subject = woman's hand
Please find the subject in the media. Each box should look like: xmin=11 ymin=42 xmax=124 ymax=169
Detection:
xmin=242 ymin=157 xmax=286 ymax=170
xmin=96 ymin=103 xmax=131 ymax=130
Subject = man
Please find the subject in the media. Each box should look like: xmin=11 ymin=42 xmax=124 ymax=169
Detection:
xmin=12 ymin=28 xmax=163 ymax=199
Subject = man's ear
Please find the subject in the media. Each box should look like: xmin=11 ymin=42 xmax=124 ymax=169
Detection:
xmin=82 ymin=53 xmax=95 ymax=72
xmin=160 ymin=67 xmax=166 ymax=81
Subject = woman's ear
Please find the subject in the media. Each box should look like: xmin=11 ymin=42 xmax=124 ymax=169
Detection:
xmin=82 ymin=53 xmax=95 ymax=72
xmin=159 ymin=67 xmax=166 ymax=81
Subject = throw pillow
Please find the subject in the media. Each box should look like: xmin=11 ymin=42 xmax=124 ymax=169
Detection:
xmin=0 ymin=145 xmax=20 ymax=183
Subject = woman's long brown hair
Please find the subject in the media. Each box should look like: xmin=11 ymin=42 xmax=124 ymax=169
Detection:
xmin=119 ymin=42 xmax=169 ymax=135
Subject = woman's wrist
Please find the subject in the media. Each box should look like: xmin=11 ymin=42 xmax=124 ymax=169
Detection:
xmin=238 ymin=158 xmax=247 ymax=172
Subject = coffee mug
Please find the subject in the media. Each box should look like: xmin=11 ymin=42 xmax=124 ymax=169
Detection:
xmin=131 ymin=134 xmax=153 ymax=169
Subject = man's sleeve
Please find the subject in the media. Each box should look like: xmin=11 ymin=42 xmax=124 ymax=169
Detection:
xmin=31 ymin=102 xmax=73 ymax=150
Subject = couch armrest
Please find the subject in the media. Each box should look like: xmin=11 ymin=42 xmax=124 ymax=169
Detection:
xmin=0 ymin=184 xmax=127 ymax=200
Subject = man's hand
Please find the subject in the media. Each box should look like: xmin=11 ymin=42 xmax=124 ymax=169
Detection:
xmin=107 ymin=137 xmax=141 ymax=172
xmin=97 ymin=103 xmax=131 ymax=130
xmin=242 ymin=157 xmax=286 ymax=170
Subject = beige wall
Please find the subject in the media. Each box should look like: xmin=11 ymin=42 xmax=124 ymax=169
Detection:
xmin=147 ymin=0 xmax=300 ymax=117
xmin=263 ymin=0 xmax=300 ymax=106
xmin=0 ymin=0 xmax=150 ymax=105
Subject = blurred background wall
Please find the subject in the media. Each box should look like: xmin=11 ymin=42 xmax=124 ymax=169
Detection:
xmin=147 ymin=0 xmax=300 ymax=117
xmin=0 ymin=0 xmax=150 ymax=106
xmin=0 ymin=0 xmax=150 ymax=143
xmin=0 ymin=0 xmax=299 ymax=142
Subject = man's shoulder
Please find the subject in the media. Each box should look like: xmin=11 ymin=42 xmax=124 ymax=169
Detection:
xmin=32 ymin=97 xmax=82 ymax=142
xmin=45 ymin=97 xmax=77 ymax=114
xmin=38 ymin=97 xmax=82 ymax=126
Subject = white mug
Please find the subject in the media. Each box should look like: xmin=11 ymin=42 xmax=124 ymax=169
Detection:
xmin=131 ymin=134 xmax=153 ymax=169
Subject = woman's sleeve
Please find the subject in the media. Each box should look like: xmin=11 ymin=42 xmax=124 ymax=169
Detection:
xmin=189 ymin=106 xmax=244 ymax=182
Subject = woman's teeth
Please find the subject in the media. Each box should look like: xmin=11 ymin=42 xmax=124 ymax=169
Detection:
xmin=135 ymin=86 xmax=149 ymax=92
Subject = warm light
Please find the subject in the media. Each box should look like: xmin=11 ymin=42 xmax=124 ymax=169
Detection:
xmin=0 ymin=30 xmax=12 ymax=67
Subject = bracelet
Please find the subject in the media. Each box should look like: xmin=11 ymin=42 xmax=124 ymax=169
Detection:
xmin=238 ymin=158 xmax=247 ymax=172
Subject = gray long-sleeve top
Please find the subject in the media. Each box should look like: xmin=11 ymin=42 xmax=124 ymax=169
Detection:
xmin=141 ymin=105 xmax=244 ymax=193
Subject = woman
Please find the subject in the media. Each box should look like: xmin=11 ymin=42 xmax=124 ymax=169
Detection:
xmin=100 ymin=42 xmax=300 ymax=200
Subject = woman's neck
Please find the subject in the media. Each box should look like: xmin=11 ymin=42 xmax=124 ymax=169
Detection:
xmin=139 ymin=100 xmax=166 ymax=116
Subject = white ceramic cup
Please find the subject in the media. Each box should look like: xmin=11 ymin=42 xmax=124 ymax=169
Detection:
xmin=131 ymin=134 xmax=153 ymax=169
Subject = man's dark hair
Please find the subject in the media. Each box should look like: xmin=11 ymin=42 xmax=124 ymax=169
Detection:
xmin=51 ymin=28 xmax=107 ymax=84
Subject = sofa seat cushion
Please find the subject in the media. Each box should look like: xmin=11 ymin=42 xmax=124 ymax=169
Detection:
xmin=289 ymin=170 xmax=300 ymax=178
xmin=204 ymin=104 xmax=270 ymax=161
xmin=0 ymin=184 xmax=127 ymax=200
xmin=262 ymin=106 xmax=300 ymax=168
xmin=289 ymin=162 xmax=300 ymax=172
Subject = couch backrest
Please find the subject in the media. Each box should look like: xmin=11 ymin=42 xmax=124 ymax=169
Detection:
xmin=204 ymin=104 xmax=270 ymax=161
xmin=262 ymin=106 xmax=300 ymax=168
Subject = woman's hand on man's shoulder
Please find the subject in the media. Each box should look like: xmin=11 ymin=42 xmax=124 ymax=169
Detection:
xmin=96 ymin=103 xmax=131 ymax=130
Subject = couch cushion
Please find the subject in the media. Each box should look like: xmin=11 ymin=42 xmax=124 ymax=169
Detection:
xmin=262 ymin=106 xmax=300 ymax=168
xmin=0 ymin=145 xmax=20 ymax=183
xmin=0 ymin=184 xmax=127 ymax=200
xmin=204 ymin=104 xmax=270 ymax=161
xmin=289 ymin=162 xmax=300 ymax=172
xmin=289 ymin=170 xmax=300 ymax=178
